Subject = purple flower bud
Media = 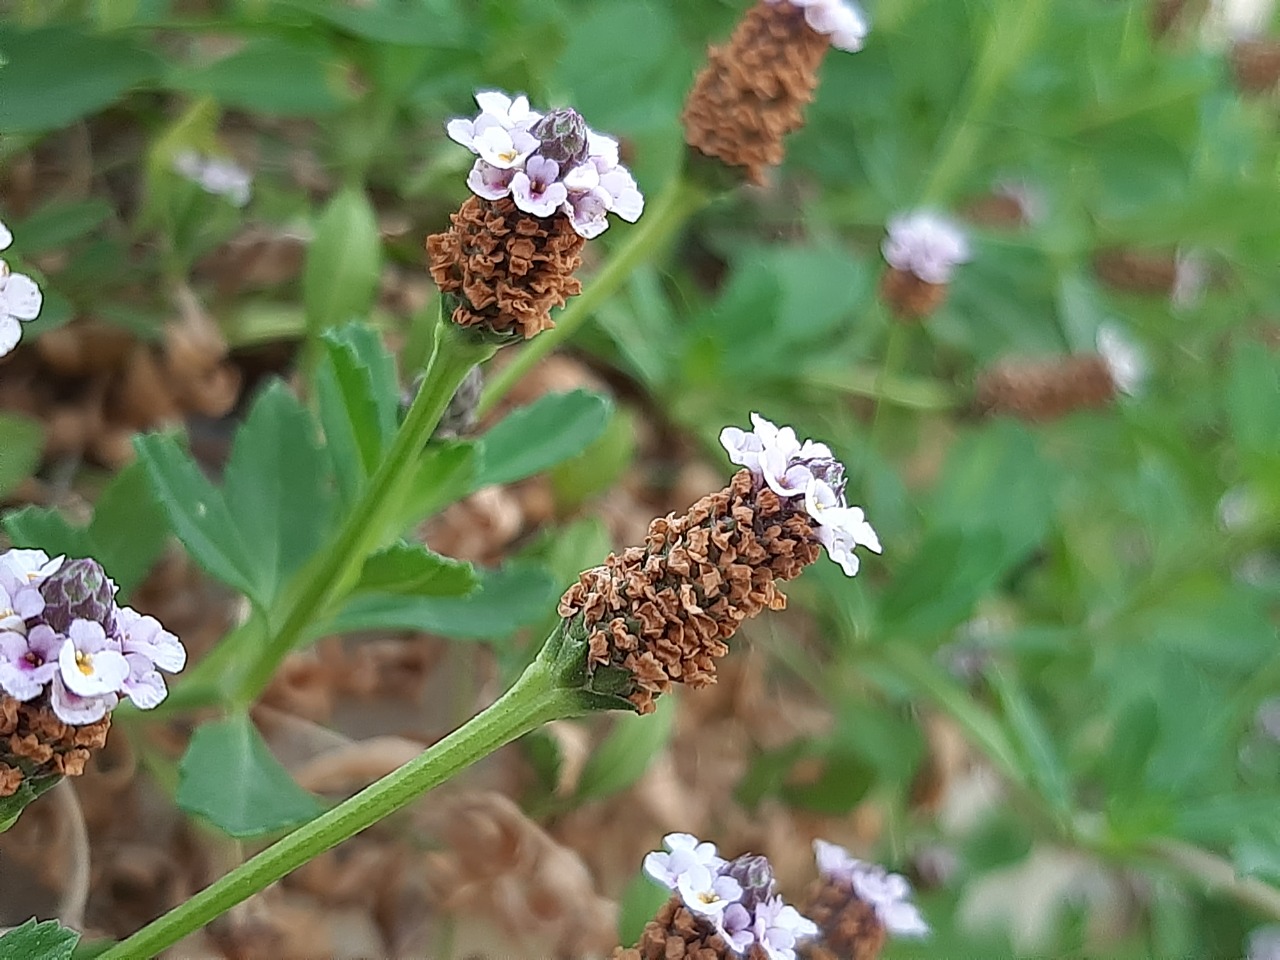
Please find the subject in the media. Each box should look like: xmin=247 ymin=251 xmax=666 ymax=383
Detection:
xmin=721 ymin=854 xmax=777 ymax=913
xmin=530 ymin=107 xmax=590 ymax=168
xmin=39 ymin=558 xmax=117 ymax=635
xmin=804 ymin=457 xmax=847 ymax=500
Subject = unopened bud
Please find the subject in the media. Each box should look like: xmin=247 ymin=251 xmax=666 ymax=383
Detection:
xmin=723 ymin=854 xmax=777 ymax=913
xmin=39 ymin=558 xmax=117 ymax=634
xmin=531 ymin=108 xmax=590 ymax=168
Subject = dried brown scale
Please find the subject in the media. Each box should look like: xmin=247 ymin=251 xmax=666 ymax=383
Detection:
xmin=614 ymin=896 xmax=771 ymax=960
xmin=799 ymin=878 xmax=887 ymax=960
xmin=1231 ymin=38 xmax=1280 ymax=94
xmin=1092 ymin=248 xmax=1178 ymax=294
xmin=879 ymin=268 xmax=949 ymax=322
xmin=974 ymin=355 xmax=1116 ymax=422
xmin=0 ymin=694 xmax=111 ymax=796
xmin=426 ymin=195 xmax=586 ymax=340
xmin=559 ymin=469 xmax=821 ymax=714
xmin=682 ymin=1 xmax=830 ymax=185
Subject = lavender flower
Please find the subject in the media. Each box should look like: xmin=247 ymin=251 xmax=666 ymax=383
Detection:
xmin=0 ymin=549 xmax=186 ymax=725
xmin=445 ymin=90 xmax=644 ymax=238
xmin=0 ymin=220 xmax=45 ymax=359
xmin=752 ymin=896 xmax=819 ymax=960
xmin=813 ymin=840 xmax=930 ymax=937
xmin=763 ymin=0 xmax=870 ymax=51
xmin=644 ymin=832 xmax=727 ymax=888
xmin=172 ymin=149 xmax=252 ymax=207
xmin=720 ymin=413 xmax=881 ymax=576
xmin=882 ymin=210 xmax=972 ymax=285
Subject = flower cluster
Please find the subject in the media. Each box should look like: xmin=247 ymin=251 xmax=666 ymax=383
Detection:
xmin=0 ymin=220 xmax=44 ymax=359
xmin=0 ymin=550 xmax=186 ymax=725
xmin=446 ymin=91 xmax=643 ymax=239
xmin=639 ymin=833 xmax=818 ymax=960
xmin=720 ymin=414 xmax=881 ymax=576
xmin=881 ymin=210 xmax=971 ymax=286
xmin=812 ymin=841 xmax=929 ymax=938
xmin=172 ymin=149 xmax=253 ymax=207
xmin=762 ymin=0 xmax=869 ymax=52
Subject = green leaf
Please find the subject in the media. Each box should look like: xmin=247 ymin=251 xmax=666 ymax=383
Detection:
xmin=303 ymin=189 xmax=382 ymax=335
xmin=328 ymin=562 xmax=558 ymax=641
xmin=355 ymin=542 xmax=477 ymax=597
xmin=3 ymin=462 xmax=169 ymax=597
xmin=550 ymin=407 xmax=638 ymax=511
xmin=1227 ymin=341 xmax=1280 ymax=466
xmin=315 ymin=323 xmax=400 ymax=500
xmin=12 ymin=199 xmax=113 ymax=256
xmin=177 ymin=714 xmax=324 ymax=838
xmin=618 ymin=867 xmax=673 ymax=948
xmin=574 ymin=695 xmax=676 ymax=803
xmin=0 ymin=918 xmax=80 ymax=959
xmin=474 ymin=390 xmax=613 ymax=489
xmin=169 ymin=37 xmax=344 ymax=116
xmin=221 ymin=382 xmax=336 ymax=605
xmin=986 ymin=666 xmax=1072 ymax=817
xmin=396 ymin=441 xmax=480 ymax=524
xmin=273 ymin=0 xmax=467 ymax=47
xmin=0 ymin=26 xmax=159 ymax=133
xmin=136 ymin=433 xmax=259 ymax=599
xmin=0 ymin=413 xmax=43 ymax=499
xmin=877 ymin=529 xmax=1007 ymax=635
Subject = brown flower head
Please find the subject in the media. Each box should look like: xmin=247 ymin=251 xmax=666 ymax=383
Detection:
xmin=427 ymin=91 xmax=645 ymax=340
xmin=558 ymin=414 xmax=879 ymax=714
xmin=0 ymin=695 xmax=110 ymax=798
xmin=880 ymin=211 xmax=971 ymax=322
xmin=682 ymin=0 xmax=868 ymax=186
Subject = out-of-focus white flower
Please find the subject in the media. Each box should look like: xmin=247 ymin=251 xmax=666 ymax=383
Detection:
xmin=1217 ymin=486 xmax=1263 ymax=532
xmin=172 ymin=150 xmax=252 ymax=207
xmin=1096 ymin=322 xmax=1146 ymax=396
xmin=643 ymin=832 xmax=727 ymax=889
xmin=1171 ymin=248 xmax=1209 ymax=310
xmin=720 ymin=414 xmax=880 ymax=577
xmin=813 ymin=840 xmax=930 ymax=938
xmin=992 ymin=178 xmax=1047 ymax=225
xmin=1204 ymin=0 xmax=1276 ymax=44
xmin=445 ymin=90 xmax=643 ymax=238
xmin=1255 ymin=698 xmax=1280 ymax=743
xmin=0 ymin=219 xmax=44 ymax=359
xmin=882 ymin=210 xmax=972 ymax=285
xmin=1249 ymin=924 xmax=1280 ymax=960
xmin=763 ymin=0 xmax=870 ymax=52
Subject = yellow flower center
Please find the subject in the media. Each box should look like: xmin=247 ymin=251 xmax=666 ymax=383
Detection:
xmin=75 ymin=651 xmax=95 ymax=676
xmin=497 ymin=148 xmax=518 ymax=163
xmin=697 ymin=891 xmax=721 ymax=905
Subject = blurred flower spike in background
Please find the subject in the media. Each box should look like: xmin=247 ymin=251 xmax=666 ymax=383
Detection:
xmin=0 ymin=220 xmax=44 ymax=358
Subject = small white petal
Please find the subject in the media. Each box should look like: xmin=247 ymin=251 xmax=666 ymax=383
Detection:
xmin=1 ymin=272 xmax=43 ymax=321
xmin=0 ymin=316 xmax=21 ymax=357
xmin=0 ymin=221 xmax=11 ymax=252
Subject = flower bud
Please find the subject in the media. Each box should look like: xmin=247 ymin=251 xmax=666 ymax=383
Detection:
xmin=530 ymin=108 xmax=590 ymax=168
xmin=38 ymin=558 xmax=116 ymax=635
xmin=723 ymin=854 xmax=777 ymax=913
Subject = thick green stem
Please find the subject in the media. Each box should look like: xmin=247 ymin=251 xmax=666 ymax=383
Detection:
xmin=230 ymin=323 xmax=494 ymax=704
xmin=98 ymin=654 xmax=579 ymax=959
xmin=477 ymin=174 xmax=707 ymax=417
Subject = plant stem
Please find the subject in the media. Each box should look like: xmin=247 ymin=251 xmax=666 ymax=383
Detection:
xmin=1140 ymin=837 xmax=1280 ymax=921
xmin=230 ymin=322 xmax=493 ymax=704
xmin=867 ymin=317 xmax=911 ymax=458
xmin=476 ymin=174 xmax=707 ymax=418
xmin=98 ymin=655 xmax=579 ymax=960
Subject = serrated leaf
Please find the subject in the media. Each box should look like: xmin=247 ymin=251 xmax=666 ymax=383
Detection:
xmin=221 ymin=382 xmax=336 ymax=605
xmin=474 ymin=390 xmax=612 ymax=489
xmin=356 ymin=542 xmax=477 ymax=597
xmin=575 ymin=694 xmax=675 ymax=803
xmin=177 ymin=714 xmax=324 ymax=838
xmin=136 ymin=433 xmax=260 ymax=600
xmin=328 ymin=562 xmax=558 ymax=641
xmin=315 ymin=324 xmax=400 ymax=500
xmin=303 ymin=188 xmax=382 ymax=334
xmin=0 ymin=918 xmax=80 ymax=959
xmin=0 ymin=412 xmax=43 ymax=499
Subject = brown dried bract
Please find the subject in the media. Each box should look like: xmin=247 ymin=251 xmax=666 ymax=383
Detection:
xmin=974 ymin=355 xmax=1116 ymax=422
xmin=426 ymin=195 xmax=586 ymax=340
xmin=0 ymin=695 xmax=111 ymax=796
xmin=1231 ymin=38 xmax=1280 ymax=94
xmin=879 ymin=268 xmax=948 ymax=322
xmin=799 ymin=878 xmax=887 ymax=960
xmin=1092 ymin=248 xmax=1178 ymax=295
xmin=559 ymin=469 xmax=821 ymax=714
xmin=614 ymin=896 xmax=769 ymax=960
xmin=682 ymin=1 xmax=830 ymax=185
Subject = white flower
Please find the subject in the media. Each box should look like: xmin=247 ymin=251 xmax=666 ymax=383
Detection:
xmin=643 ymin=832 xmax=726 ymax=889
xmin=764 ymin=0 xmax=870 ymax=52
xmin=466 ymin=160 xmax=516 ymax=201
xmin=1250 ymin=925 xmax=1280 ymax=960
xmin=752 ymin=896 xmax=820 ymax=960
xmin=0 ymin=221 xmax=44 ymax=359
xmin=806 ymin=480 xmax=882 ymax=576
xmin=57 ymin=620 xmax=129 ymax=698
xmin=0 ymin=549 xmax=63 ymax=588
xmin=474 ymin=90 xmax=539 ymax=128
xmin=1096 ymin=322 xmax=1146 ymax=395
xmin=172 ymin=150 xmax=252 ymax=207
xmin=814 ymin=840 xmax=929 ymax=938
xmin=882 ymin=210 xmax=971 ymax=284
xmin=676 ymin=863 xmax=743 ymax=922
xmin=510 ymin=156 xmax=568 ymax=218
xmin=472 ymin=125 xmax=538 ymax=170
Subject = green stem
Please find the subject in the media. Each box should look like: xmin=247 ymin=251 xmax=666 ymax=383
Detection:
xmin=476 ymin=174 xmax=707 ymax=417
xmin=1139 ymin=838 xmax=1280 ymax=921
xmin=230 ymin=322 xmax=494 ymax=704
xmin=803 ymin=362 xmax=959 ymax=411
xmin=98 ymin=654 xmax=579 ymax=960
xmin=868 ymin=318 xmax=911 ymax=457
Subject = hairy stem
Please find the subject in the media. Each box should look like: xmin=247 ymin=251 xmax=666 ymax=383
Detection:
xmin=477 ymin=174 xmax=707 ymax=417
xmin=98 ymin=654 xmax=578 ymax=959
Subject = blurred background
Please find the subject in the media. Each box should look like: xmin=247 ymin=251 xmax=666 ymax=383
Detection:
xmin=0 ymin=0 xmax=1278 ymax=957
